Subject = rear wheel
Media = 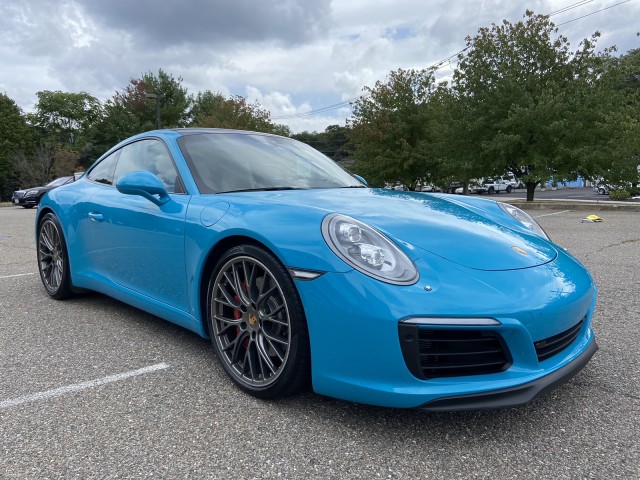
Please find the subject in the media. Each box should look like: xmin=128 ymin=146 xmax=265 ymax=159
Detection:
xmin=506 ymin=186 xmax=512 ymax=193
xmin=488 ymin=186 xmax=495 ymax=194
xmin=37 ymin=213 xmax=73 ymax=299
xmin=207 ymin=244 xmax=310 ymax=398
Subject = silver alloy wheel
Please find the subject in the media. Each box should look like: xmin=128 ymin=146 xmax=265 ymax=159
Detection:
xmin=38 ymin=219 xmax=64 ymax=293
xmin=210 ymin=255 xmax=291 ymax=388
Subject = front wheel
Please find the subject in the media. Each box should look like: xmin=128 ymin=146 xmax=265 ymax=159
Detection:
xmin=37 ymin=213 xmax=73 ymax=299
xmin=488 ymin=187 xmax=495 ymax=194
xmin=207 ymin=244 xmax=311 ymax=399
xmin=506 ymin=186 xmax=512 ymax=193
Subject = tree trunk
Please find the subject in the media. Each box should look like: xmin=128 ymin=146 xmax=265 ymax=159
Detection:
xmin=525 ymin=181 xmax=537 ymax=201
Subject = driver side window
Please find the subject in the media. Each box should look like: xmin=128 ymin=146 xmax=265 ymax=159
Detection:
xmin=114 ymin=139 xmax=181 ymax=193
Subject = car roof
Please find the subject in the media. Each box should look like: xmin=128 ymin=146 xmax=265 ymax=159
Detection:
xmin=169 ymin=128 xmax=278 ymax=138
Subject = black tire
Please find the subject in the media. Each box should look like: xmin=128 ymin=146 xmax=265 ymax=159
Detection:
xmin=23 ymin=205 xmax=34 ymax=209
xmin=207 ymin=244 xmax=311 ymax=399
xmin=506 ymin=186 xmax=512 ymax=193
xmin=37 ymin=213 xmax=73 ymax=300
xmin=488 ymin=187 xmax=495 ymax=194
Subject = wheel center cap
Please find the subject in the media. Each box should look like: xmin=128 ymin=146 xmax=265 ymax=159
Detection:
xmin=248 ymin=313 xmax=258 ymax=326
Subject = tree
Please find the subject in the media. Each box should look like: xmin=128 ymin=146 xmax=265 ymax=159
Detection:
xmin=593 ymin=46 xmax=640 ymax=193
xmin=86 ymin=69 xmax=193 ymax=163
xmin=0 ymin=93 xmax=33 ymax=198
xmin=11 ymin=146 xmax=54 ymax=188
xmin=452 ymin=11 xmax=614 ymax=200
xmin=51 ymin=146 xmax=81 ymax=178
xmin=191 ymin=90 xmax=290 ymax=136
xmin=27 ymin=91 xmax=102 ymax=149
xmin=426 ymin=84 xmax=487 ymax=192
xmin=348 ymin=68 xmax=437 ymax=188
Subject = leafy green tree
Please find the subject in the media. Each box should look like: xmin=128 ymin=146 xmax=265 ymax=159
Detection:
xmin=86 ymin=69 xmax=193 ymax=163
xmin=595 ymin=46 xmax=640 ymax=192
xmin=0 ymin=93 xmax=33 ymax=198
xmin=426 ymin=84 xmax=487 ymax=192
xmin=191 ymin=90 xmax=290 ymax=136
xmin=348 ymin=68 xmax=437 ymax=189
xmin=452 ymin=11 xmax=614 ymax=200
xmin=51 ymin=146 xmax=82 ymax=178
xmin=27 ymin=91 xmax=102 ymax=149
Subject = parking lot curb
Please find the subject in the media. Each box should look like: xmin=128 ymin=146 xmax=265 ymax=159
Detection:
xmin=504 ymin=198 xmax=640 ymax=212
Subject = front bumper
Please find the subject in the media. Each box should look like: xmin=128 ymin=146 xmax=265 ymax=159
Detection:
xmin=420 ymin=337 xmax=598 ymax=411
xmin=294 ymin=246 xmax=597 ymax=409
xmin=12 ymin=196 xmax=37 ymax=206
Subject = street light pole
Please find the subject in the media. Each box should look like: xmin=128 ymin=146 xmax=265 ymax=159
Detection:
xmin=145 ymin=93 xmax=161 ymax=129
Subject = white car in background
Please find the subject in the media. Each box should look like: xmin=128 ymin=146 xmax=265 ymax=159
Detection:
xmin=503 ymin=174 xmax=524 ymax=189
xmin=483 ymin=178 xmax=512 ymax=194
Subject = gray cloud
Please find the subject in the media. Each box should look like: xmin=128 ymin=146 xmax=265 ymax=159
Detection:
xmin=77 ymin=0 xmax=332 ymax=47
xmin=1 ymin=0 xmax=638 ymax=132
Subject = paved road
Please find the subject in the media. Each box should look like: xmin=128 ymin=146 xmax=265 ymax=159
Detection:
xmin=1 ymin=206 xmax=638 ymax=479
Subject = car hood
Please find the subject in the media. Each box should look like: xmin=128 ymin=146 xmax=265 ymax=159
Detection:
xmin=241 ymin=188 xmax=557 ymax=271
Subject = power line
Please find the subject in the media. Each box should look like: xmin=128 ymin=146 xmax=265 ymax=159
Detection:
xmin=548 ymin=0 xmax=597 ymax=16
xmin=556 ymin=0 xmax=632 ymax=25
xmin=272 ymin=100 xmax=354 ymax=120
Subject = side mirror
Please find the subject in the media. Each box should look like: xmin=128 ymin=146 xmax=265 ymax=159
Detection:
xmin=116 ymin=171 xmax=169 ymax=206
xmin=352 ymin=174 xmax=368 ymax=186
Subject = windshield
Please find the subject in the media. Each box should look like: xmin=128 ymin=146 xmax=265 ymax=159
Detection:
xmin=178 ymin=132 xmax=363 ymax=194
xmin=47 ymin=177 xmax=72 ymax=187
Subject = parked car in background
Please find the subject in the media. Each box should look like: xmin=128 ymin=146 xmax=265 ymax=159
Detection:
xmin=12 ymin=173 xmax=83 ymax=208
xmin=504 ymin=174 xmax=524 ymax=189
xmin=468 ymin=179 xmax=488 ymax=194
xmin=447 ymin=181 xmax=464 ymax=193
xmin=593 ymin=184 xmax=610 ymax=195
xmin=482 ymin=178 xmax=512 ymax=194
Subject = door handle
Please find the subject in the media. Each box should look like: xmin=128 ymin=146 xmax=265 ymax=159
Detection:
xmin=88 ymin=212 xmax=104 ymax=222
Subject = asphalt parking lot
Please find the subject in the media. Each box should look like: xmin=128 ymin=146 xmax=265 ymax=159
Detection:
xmin=1 ymin=205 xmax=638 ymax=479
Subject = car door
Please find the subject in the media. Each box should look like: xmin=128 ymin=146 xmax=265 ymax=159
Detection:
xmin=83 ymin=138 xmax=191 ymax=312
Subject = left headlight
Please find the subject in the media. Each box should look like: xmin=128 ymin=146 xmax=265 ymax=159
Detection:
xmin=25 ymin=190 xmax=39 ymax=197
xmin=498 ymin=202 xmax=549 ymax=240
xmin=321 ymin=213 xmax=418 ymax=285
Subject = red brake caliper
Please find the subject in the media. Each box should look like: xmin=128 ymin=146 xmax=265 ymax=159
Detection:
xmin=233 ymin=281 xmax=250 ymax=348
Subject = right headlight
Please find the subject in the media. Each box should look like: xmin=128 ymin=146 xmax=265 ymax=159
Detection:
xmin=321 ymin=213 xmax=418 ymax=285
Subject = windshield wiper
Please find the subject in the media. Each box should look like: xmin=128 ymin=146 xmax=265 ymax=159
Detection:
xmin=217 ymin=186 xmax=303 ymax=194
xmin=340 ymin=185 xmax=367 ymax=188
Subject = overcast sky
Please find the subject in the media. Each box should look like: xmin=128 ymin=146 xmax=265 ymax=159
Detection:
xmin=1 ymin=0 xmax=638 ymax=133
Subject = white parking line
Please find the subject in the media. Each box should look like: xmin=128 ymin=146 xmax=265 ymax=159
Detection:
xmin=533 ymin=210 xmax=572 ymax=218
xmin=0 ymin=363 xmax=170 ymax=410
xmin=0 ymin=273 xmax=35 ymax=279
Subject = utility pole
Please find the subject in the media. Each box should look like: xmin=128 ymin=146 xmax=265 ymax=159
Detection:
xmin=145 ymin=93 xmax=161 ymax=129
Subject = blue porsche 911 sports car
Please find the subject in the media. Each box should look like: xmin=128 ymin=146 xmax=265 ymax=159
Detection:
xmin=36 ymin=128 xmax=597 ymax=410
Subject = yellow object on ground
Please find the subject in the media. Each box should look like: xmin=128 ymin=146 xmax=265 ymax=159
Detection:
xmin=581 ymin=214 xmax=604 ymax=223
